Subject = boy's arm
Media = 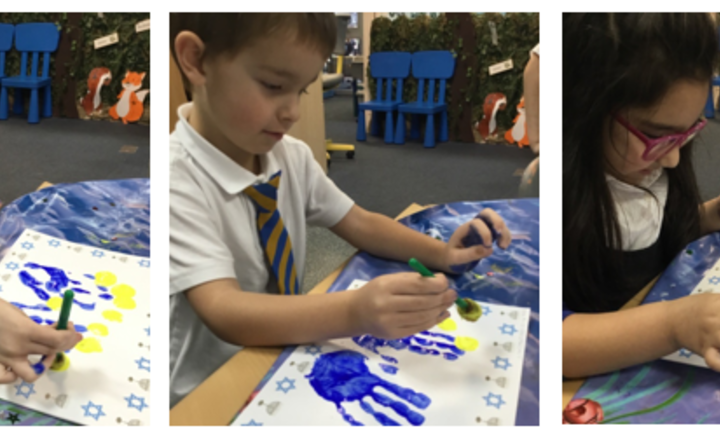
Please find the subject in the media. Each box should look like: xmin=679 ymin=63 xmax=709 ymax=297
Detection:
xmin=185 ymin=279 xmax=358 ymax=347
xmin=330 ymin=205 xmax=450 ymax=272
xmin=700 ymin=197 xmax=720 ymax=235
xmin=186 ymin=273 xmax=455 ymax=347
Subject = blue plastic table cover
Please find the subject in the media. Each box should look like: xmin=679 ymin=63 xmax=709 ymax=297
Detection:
xmin=571 ymin=232 xmax=720 ymax=424
xmin=0 ymin=179 xmax=150 ymax=426
xmin=240 ymin=199 xmax=539 ymax=426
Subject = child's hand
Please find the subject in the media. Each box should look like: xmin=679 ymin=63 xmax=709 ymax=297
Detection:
xmin=444 ymin=209 xmax=512 ymax=273
xmin=348 ymin=272 xmax=456 ymax=340
xmin=670 ymin=293 xmax=720 ymax=371
xmin=0 ymin=299 xmax=83 ymax=383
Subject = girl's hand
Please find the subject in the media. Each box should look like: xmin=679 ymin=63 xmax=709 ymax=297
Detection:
xmin=443 ymin=208 xmax=512 ymax=274
xmin=0 ymin=299 xmax=83 ymax=383
xmin=670 ymin=293 xmax=720 ymax=371
xmin=348 ymin=272 xmax=457 ymax=340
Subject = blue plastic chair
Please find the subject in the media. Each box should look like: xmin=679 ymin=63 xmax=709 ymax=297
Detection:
xmin=0 ymin=23 xmax=60 ymax=123
xmin=705 ymin=28 xmax=720 ymax=119
xmin=704 ymin=77 xmax=720 ymax=119
xmin=357 ymin=51 xmax=411 ymax=144
xmin=396 ymin=51 xmax=455 ymax=148
xmin=0 ymin=24 xmax=13 ymax=81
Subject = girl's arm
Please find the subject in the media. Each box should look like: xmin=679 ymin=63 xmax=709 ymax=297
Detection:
xmin=563 ymin=302 xmax=677 ymax=378
xmin=700 ymin=197 xmax=720 ymax=235
xmin=564 ymin=293 xmax=720 ymax=377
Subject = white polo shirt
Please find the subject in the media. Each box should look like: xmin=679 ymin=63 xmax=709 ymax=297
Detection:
xmin=169 ymin=102 xmax=354 ymax=408
xmin=607 ymin=168 xmax=668 ymax=251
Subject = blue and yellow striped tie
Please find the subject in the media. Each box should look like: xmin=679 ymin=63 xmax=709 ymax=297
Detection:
xmin=244 ymin=170 xmax=299 ymax=294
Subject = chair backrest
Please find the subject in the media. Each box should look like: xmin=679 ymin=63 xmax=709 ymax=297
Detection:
xmin=0 ymin=24 xmax=13 ymax=77
xmin=15 ymin=23 xmax=60 ymax=79
xmin=411 ymin=51 xmax=456 ymax=105
xmin=369 ymin=51 xmax=411 ymax=102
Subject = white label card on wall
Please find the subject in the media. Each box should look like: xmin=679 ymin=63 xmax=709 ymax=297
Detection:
xmin=489 ymin=59 xmax=513 ymax=76
xmin=135 ymin=19 xmax=150 ymax=33
xmin=489 ymin=21 xmax=498 ymax=46
xmin=94 ymin=33 xmax=119 ymax=50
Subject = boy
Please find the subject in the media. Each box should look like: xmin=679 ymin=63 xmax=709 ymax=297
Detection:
xmin=169 ymin=13 xmax=512 ymax=407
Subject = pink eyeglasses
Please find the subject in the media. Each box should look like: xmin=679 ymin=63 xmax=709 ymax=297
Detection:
xmin=614 ymin=114 xmax=707 ymax=162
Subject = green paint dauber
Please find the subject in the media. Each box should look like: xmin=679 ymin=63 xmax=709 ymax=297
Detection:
xmin=54 ymin=290 xmax=75 ymax=363
xmin=408 ymin=258 xmax=482 ymax=322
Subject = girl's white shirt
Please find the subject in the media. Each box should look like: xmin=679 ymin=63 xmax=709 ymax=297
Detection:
xmin=607 ymin=168 xmax=668 ymax=251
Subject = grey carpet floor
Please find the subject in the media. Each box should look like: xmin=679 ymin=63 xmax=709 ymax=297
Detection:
xmin=0 ymin=117 xmax=149 ymax=205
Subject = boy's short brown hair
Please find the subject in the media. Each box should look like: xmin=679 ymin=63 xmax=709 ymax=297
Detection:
xmin=170 ymin=13 xmax=337 ymax=93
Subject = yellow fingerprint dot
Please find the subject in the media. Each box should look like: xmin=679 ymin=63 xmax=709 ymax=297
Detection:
xmin=111 ymin=284 xmax=136 ymax=298
xmin=455 ymin=336 xmax=479 ymax=352
xmin=438 ymin=318 xmax=457 ymax=331
xmin=76 ymin=337 xmax=103 ymax=354
xmin=113 ymin=296 xmax=137 ymax=310
xmin=102 ymin=310 xmax=123 ymax=323
xmin=88 ymin=323 xmax=109 ymax=337
xmin=95 ymin=271 xmax=117 ymax=287
xmin=50 ymin=354 xmax=70 ymax=372
xmin=47 ymin=297 xmax=63 ymax=311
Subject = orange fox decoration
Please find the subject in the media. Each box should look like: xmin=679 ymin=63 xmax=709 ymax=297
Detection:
xmin=80 ymin=67 xmax=112 ymax=115
xmin=109 ymin=71 xmax=150 ymax=124
xmin=505 ymin=97 xmax=530 ymax=147
xmin=475 ymin=93 xmax=507 ymax=140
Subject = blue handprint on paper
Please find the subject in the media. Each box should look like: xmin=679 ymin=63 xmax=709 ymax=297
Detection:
xmin=306 ymin=350 xmax=431 ymax=426
xmin=353 ymin=330 xmax=465 ymax=366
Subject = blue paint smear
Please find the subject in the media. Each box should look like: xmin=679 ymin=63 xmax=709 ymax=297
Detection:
xmin=72 ymin=299 xmax=96 ymax=311
xmin=380 ymin=364 xmax=398 ymax=375
xmin=99 ymin=294 xmax=113 ymax=300
xmin=44 ymin=320 xmax=55 ymax=325
xmin=84 ymin=274 xmax=96 ymax=280
xmin=306 ymin=350 xmax=430 ymax=426
xmin=74 ymin=324 xmax=88 ymax=333
xmin=352 ymin=333 xmax=464 ymax=361
xmin=24 ymin=262 xmax=78 ymax=293
xmin=98 ymin=286 xmax=108 ymax=292
xmin=11 ymin=302 xmax=51 ymax=312
xmin=19 ymin=271 xmax=50 ymax=301
xmin=381 ymin=355 xmax=398 ymax=364
xmin=29 ymin=315 xmax=43 ymax=324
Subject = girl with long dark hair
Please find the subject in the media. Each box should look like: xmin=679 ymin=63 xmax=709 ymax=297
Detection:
xmin=563 ymin=13 xmax=720 ymax=377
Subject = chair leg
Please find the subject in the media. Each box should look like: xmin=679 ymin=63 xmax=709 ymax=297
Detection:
xmin=356 ymin=108 xmax=367 ymax=141
xmin=43 ymin=85 xmax=52 ymax=118
xmin=29 ymin=88 xmax=40 ymax=124
xmin=0 ymin=86 xmax=8 ymax=120
xmin=384 ymin=111 xmax=394 ymax=144
xmin=410 ymin=114 xmax=420 ymax=139
xmin=13 ymin=88 xmax=23 ymax=115
xmin=704 ymin=89 xmax=715 ymax=119
xmin=394 ymin=112 xmax=406 ymax=144
xmin=370 ymin=111 xmax=380 ymax=136
xmin=440 ymin=111 xmax=448 ymax=142
xmin=424 ymin=114 xmax=435 ymax=148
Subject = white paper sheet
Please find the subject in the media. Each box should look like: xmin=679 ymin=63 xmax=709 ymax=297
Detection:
xmin=0 ymin=230 xmax=150 ymax=426
xmin=232 ymin=279 xmax=530 ymax=426
xmin=663 ymin=257 xmax=720 ymax=368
